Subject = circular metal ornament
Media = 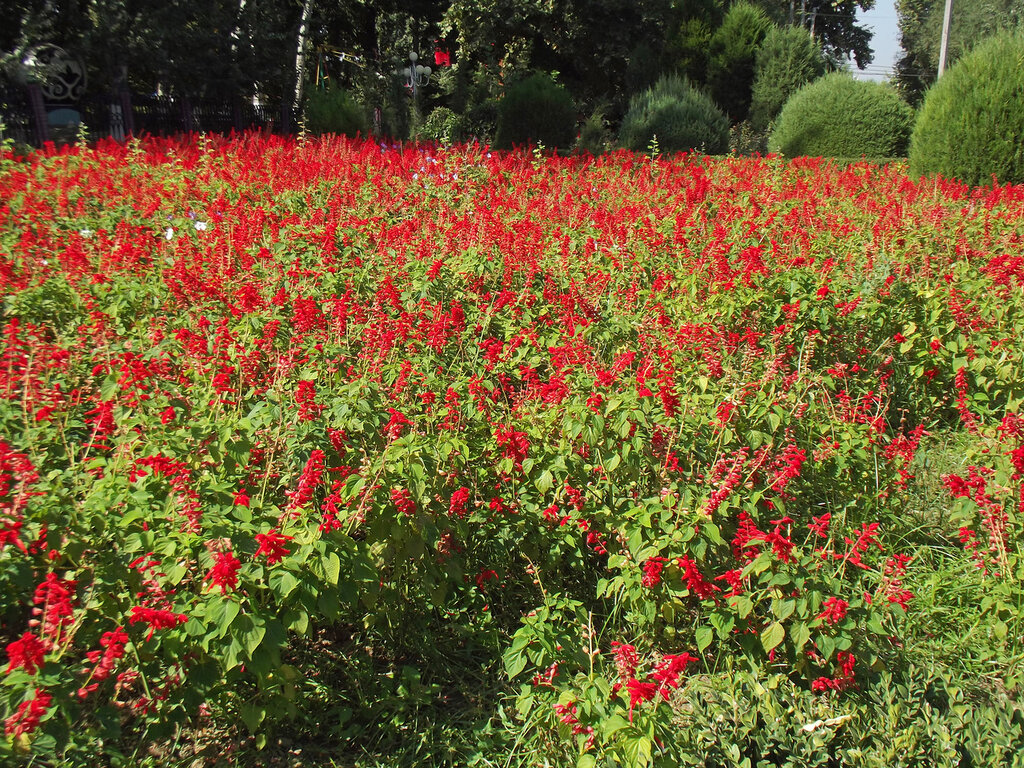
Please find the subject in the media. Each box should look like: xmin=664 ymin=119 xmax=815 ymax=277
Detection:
xmin=22 ymin=45 xmax=87 ymax=101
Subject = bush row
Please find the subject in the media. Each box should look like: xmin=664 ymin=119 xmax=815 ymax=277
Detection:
xmin=306 ymin=31 xmax=1024 ymax=186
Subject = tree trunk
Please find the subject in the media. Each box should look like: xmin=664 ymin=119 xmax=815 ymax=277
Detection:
xmin=293 ymin=0 xmax=314 ymax=108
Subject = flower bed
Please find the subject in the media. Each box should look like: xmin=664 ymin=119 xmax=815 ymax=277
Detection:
xmin=0 ymin=136 xmax=1021 ymax=765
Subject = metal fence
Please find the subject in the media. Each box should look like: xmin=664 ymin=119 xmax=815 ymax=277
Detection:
xmin=0 ymin=84 xmax=300 ymax=147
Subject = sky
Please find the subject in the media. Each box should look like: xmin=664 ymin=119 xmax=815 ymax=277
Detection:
xmin=852 ymin=0 xmax=903 ymax=81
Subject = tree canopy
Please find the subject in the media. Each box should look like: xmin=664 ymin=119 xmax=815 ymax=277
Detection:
xmin=2 ymin=0 xmax=878 ymax=144
xmin=895 ymin=0 xmax=1024 ymax=104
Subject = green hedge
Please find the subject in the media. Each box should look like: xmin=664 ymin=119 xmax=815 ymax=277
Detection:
xmin=303 ymin=85 xmax=367 ymax=137
xmin=768 ymin=73 xmax=913 ymax=159
xmin=909 ymin=32 xmax=1024 ymax=186
xmin=619 ymin=74 xmax=730 ymax=155
xmin=494 ymin=74 xmax=576 ymax=150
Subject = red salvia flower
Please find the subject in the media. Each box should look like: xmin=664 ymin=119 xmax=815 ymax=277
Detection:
xmin=641 ymin=557 xmax=666 ymax=587
xmin=383 ymin=408 xmax=411 ymax=441
xmin=32 ymin=573 xmax=76 ymax=649
xmin=204 ymin=550 xmax=241 ymax=594
xmin=128 ymin=606 xmax=188 ymax=641
xmin=449 ymin=487 xmax=470 ymax=518
xmin=625 ymin=677 xmax=658 ymax=721
xmin=5 ymin=632 xmax=46 ymax=675
xmin=677 ymin=556 xmax=720 ymax=600
xmin=4 ymin=688 xmax=52 ymax=738
xmin=78 ymin=627 xmax=129 ymax=698
xmin=255 ymin=528 xmax=293 ymax=564
xmin=611 ymin=642 xmax=640 ymax=680
xmin=288 ymin=449 xmax=326 ymax=510
xmin=650 ymin=652 xmax=698 ymax=695
xmin=817 ymin=597 xmax=849 ymax=624
xmin=493 ymin=425 xmax=530 ymax=471
xmin=391 ymin=487 xmax=416 ymax=516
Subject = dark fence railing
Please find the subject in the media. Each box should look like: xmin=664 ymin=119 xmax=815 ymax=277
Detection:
xmin=0 ymin=85 xmax=300 ymax=147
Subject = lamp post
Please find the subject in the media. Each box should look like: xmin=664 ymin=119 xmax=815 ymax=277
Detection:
xmin=396 ymin=51 xmax=431 ymax=101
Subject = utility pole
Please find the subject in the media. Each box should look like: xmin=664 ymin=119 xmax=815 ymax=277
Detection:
xmin=937 ymin=0 xmax=954 ymax=77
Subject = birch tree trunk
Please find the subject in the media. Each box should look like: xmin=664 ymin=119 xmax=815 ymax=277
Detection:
xmin=293 ymin=0 xmax=314 ymax=108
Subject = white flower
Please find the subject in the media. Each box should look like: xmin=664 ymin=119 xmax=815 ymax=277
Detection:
xmin=194 ymin=221 xmax=207 ymax=231
xmin=164 ymin=228 xmax=175 ymax=240
xmin=79 ymin=228 xmax=93 ymax=238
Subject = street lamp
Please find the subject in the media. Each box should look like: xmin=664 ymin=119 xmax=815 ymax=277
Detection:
xmin=396 ymin=51 xmax=431 ymax=101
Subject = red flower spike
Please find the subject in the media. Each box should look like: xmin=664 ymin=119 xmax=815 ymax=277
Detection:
xmin=5 ymin=632 xmax=46 ymax=675
xmin=255 ymin=528 xmax=293 ymax=565
xmin=4 ymin=688 xmax=52 ymax=738
xmin=625 ymin=677 xmax=658 ymax=721
xmin=204 ymin=550 xmax=241 ymax=594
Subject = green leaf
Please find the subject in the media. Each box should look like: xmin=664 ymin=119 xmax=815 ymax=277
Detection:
xmin=791 ymin=621 xmax=811 ymax=651
xmin=218 ymin=600 xmax=241 ymax=639
xmin=622 ymin=734 xmax=653 ymax=766
xmin=711 ymin=612 xmax=735 ymax=639
xmin=771 ymin=598 xmax=795 ymax=620
xmin=536 ymin=470 xmax=553 ymax=494
xmin=504 ymin=650 xmax=528 ymax=679
xmin=271 ymin=570 xmax=299 ymax=600
xmin=289 ymin=610 xmax=309 ymax=635
xmin=244 ymin=622 xmax=267 ymax=658
xmin=695 ymin=625 xmax=714 ymax=653
xmin=818 ymin=634 xmax=836 ymax=660
xmin=323 ymin=551 xmax=341 ymax=585
xmin=731 ymin=595 xmax=754 ymax=619
xmin=602 ymin=714 xmax=630 ymax=737
xmin=239 ymin=703 xmax=266 ymax=733
xmin=761 ymin=621 xmax=785 ymax=653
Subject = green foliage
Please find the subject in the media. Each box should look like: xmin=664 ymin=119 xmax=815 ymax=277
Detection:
xmin=623 ymin=41 xmax=666 ymax=98
xmin=419 ymin=106 xmax=464 ymax=144
xmin=670 ymin=17 xmax=716 ymax=83
xmin=303 ymin=85 xmax=368 ymax=138
xmin=575 ymin=110 xmax=610 ymax=155
xmin=662 ymin=666 xmax=1024 ymax=767
xmin=618 ymin=74 xmax=729 ymax=155
xmin=494 ymin=73 xmax=576 ymax=150
xmin=749 ymin=24 xmax=827 ymax=132
xmin=4 ymin=135 xmax=1024 ymax=766
xmin=909 ymin=31 xmax=1024 ymax=186
xmin=707 ymin=1 xmax=772 ymax=122
xmin=729 ymin=119 xmax=769 ymax=156
xmin=769 ymin=73 xmax=914 ymax=159
xmin=895 ymin=0 xmax=1024 ymax=105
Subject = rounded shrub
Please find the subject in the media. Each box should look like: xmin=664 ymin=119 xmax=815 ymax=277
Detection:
xmin=420 ymin=106 xmax=464 ymax=144
xmin=303 ymin=85 xmax=367 ymax=137
xmin=910 ymin=32 xmax=1024 ymax=186
xmin=768 ymin=73 xmax=913 ymax=159
xmin=619 ymin=74 xmax=730 ymax=155
xmin=494 ymin=74 xmax=576 ymax=150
